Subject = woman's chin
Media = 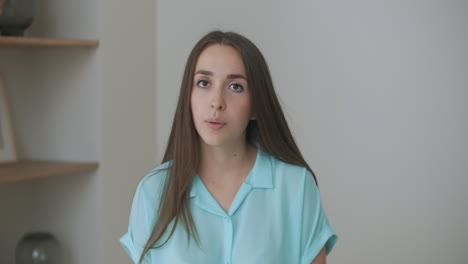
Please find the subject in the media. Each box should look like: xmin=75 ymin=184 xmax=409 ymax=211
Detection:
xmin=200 ymin=137 xmax=227 ymax=148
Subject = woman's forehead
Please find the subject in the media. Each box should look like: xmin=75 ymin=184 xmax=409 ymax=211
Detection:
xmin=194 ymin=44 xmax=246 ymax=77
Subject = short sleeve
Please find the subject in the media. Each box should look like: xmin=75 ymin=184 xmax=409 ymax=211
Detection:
xmin=120 ymin=169 xmax=166 ymax=264
xmin=299 ymin=170 xmax=338 ymax=264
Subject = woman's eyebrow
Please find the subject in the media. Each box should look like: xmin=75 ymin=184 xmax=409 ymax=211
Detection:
xmin=195 ymin=69 xmax=246 ymax=80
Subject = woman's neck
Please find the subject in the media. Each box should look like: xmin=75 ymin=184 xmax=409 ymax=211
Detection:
xmin=198 ymin=141 xmax=257 ymax=182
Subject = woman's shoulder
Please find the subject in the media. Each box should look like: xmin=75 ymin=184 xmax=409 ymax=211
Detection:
xmin=263 ymin=151 xmax=310 ymax=179
xmin=261 ymin=150 xmax=317 ymax=189
xmin=136 ymin=160 xmax=172 ymax=201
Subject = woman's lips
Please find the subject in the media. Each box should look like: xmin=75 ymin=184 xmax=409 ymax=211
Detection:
xmin=205 ymin=121 xmax=226 ymax=130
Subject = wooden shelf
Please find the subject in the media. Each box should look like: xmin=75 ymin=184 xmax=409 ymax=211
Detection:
xmin=0 ymin=160 xmax=99 ymax=184
xmin=0 ymin=36 xmax=99 ymax=48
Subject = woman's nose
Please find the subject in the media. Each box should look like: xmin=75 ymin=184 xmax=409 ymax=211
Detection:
xmin=210 ymin=88 xmax=226 ymax=110
xmin=211 ymin=101 xmax=225 ymax=110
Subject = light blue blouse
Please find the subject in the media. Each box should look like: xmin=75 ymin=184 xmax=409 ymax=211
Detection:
xmin=120 ymin=148 xmax=338 ymax=264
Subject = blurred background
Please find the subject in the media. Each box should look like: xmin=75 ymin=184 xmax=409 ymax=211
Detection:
xmin=0 ymin=0 xmax=466 ymax=263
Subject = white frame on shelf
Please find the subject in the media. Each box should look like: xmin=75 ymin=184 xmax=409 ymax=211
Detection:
xmin=0 ymin=72 xmax=17 ymax=164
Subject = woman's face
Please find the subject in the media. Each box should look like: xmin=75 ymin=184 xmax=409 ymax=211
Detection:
xmin=191 ymin=44 xmax=255 ymax=149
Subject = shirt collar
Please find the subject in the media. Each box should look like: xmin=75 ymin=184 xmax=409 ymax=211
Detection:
xmin=189 ymin=148 xmax=273 ymax=198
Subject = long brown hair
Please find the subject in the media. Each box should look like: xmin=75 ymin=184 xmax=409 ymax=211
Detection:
xmin=138 ymin=30 xmax=318 ymax=264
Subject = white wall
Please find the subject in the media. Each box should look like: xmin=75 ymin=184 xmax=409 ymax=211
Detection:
xmin=98 ymin=0 xmax=157 ymax=263
xmin=154 ymin=0 xmax=468 ymax=263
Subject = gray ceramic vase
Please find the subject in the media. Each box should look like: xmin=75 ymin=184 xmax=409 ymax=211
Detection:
xmin=0 ymin=0 xmax=35 ymax=36
xmin=16 ymin=232 xmax=61 ymax=264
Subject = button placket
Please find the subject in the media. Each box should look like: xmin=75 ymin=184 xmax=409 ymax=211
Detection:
xmin=223 ymin=216 xmax=234 ymax=264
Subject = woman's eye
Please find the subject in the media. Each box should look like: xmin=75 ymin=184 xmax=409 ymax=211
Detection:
xmin=197 ymin=80 xmax=209 ymax=88
xmin=229 ymin=83 xmax=244 ymax=92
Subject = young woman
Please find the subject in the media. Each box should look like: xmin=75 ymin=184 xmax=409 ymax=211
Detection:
xmin=120 ymin=31 xmax=338 ymax=264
